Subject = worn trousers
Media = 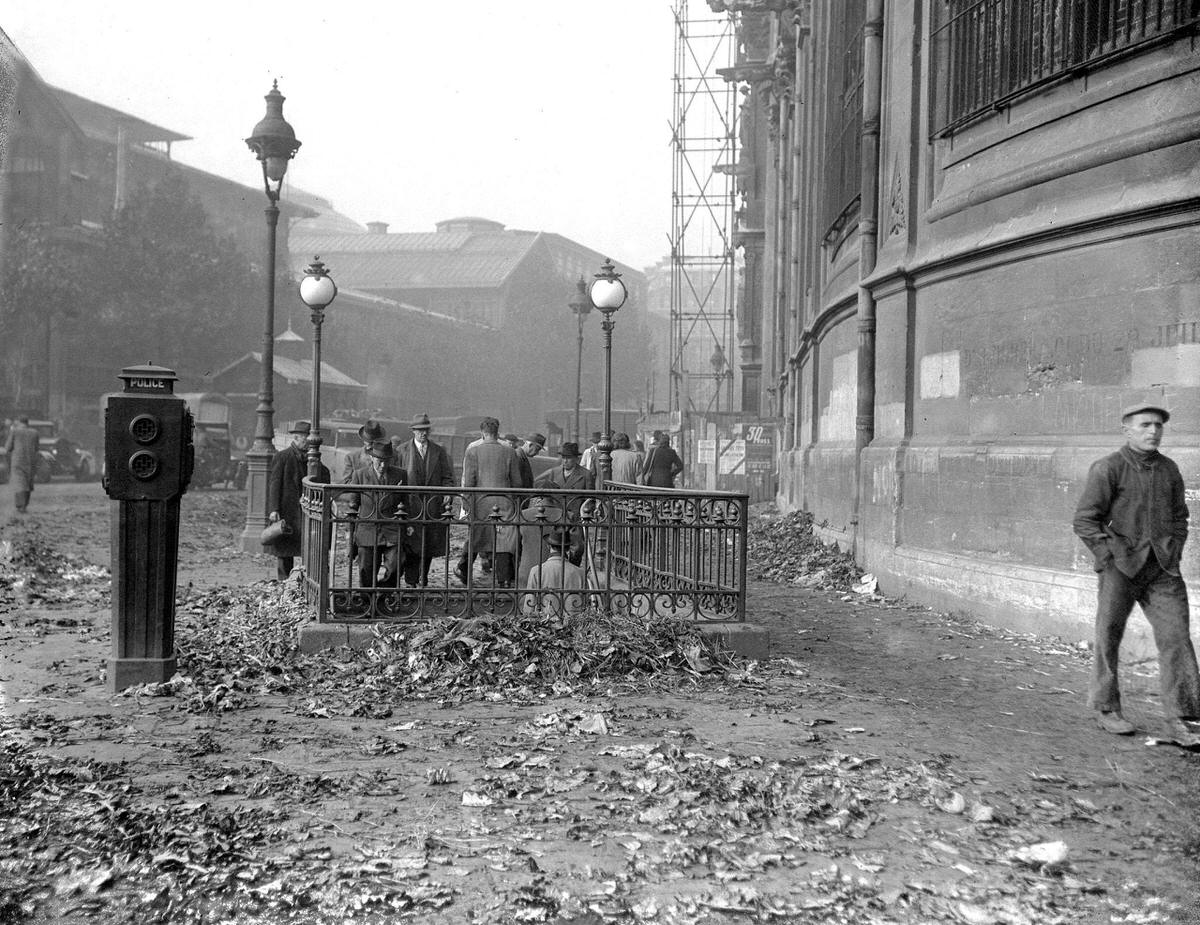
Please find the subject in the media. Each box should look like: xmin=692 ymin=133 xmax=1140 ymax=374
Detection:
xmin=358 ymin=544 xmax=400 ymax=588
xmin=1090 ymin=560 xmax=1200 ymax=719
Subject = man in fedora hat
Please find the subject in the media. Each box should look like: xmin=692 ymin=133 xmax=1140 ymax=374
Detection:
xmin=266 ymin=421 xmax=328 ymax=580
xmin=395 ymin=413 xmax=455 ymax=587
xmin=1073 ymin=401 xmax=1199 ymax=744
xmin=521 ymin=526 xmax=586 ymax=618
xmin=341 ymin=418 xmax=387 ymax=482
xmin=515 ymin=432 xmax=547 ymax=489
xmin=343 ymin=440 xmax=409 ymax=588
xmin=534 ymin=441 xmax=594 ymax=566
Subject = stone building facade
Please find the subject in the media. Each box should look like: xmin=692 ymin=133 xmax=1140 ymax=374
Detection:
xmin=720 ymin=0 xmax=1199 ymax=647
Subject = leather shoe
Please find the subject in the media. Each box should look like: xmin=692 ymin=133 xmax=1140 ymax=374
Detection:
xmin=1167 ymin=719 xmax=1200 ymax=746
xmin=1096 ymin=711 xmax=1135 ymax=735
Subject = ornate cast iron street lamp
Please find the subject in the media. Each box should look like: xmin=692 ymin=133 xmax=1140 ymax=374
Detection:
xmin=568 ymin=277 xmax=592 ymax=443
xmin=588 ymin=258 xmax=628 ymax=488
xmin=299 ymin=257 xmax=338 ymax=480
xmin=240 ymin=81 xmax=301 ymax=551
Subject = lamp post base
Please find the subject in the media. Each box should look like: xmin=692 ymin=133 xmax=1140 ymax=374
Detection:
xmin=108 ymin=655 xmax=178 ymax=694
xmin=239 ymin=448 xmax=272 ymax=552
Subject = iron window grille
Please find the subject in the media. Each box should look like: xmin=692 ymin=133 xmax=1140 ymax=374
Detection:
xmin=823 ymin=1 xmax=866 ymax=241
xmin=933 ymin=0 xmax=1200 ymax=136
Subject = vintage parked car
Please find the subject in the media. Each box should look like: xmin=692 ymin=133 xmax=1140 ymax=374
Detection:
xmin=178 ymin=393 xmax=245 ymax=488
xmin=28 ymin=420 xmax=97 ymax=482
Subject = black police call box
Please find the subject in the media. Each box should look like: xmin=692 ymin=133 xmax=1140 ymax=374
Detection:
xmin=103 ymin=365 xmax=194 ymax=692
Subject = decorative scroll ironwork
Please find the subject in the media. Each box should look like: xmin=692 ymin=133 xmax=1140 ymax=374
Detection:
xmin=299 ymin=481 xmax=748 ymax=625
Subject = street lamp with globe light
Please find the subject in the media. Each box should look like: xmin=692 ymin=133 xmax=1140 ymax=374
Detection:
xmin=588 ymin=258 xmax=628 ymax=487
xmin=240 ymin=81 xmax=301 ymax=550
xmin=299 ymin=257 xmax=338 ymax=480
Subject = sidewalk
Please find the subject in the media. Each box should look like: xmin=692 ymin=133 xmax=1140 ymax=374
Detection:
xmin=1 ymin=483 xmax=1197 ymax=923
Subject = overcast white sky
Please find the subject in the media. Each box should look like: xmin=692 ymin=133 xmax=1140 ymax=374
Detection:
xmin=5 ymin=2 xmax=680 ymax=270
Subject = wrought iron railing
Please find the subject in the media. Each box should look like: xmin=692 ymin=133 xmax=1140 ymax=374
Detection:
xmin=933 ymin=0 xmax=1200 ymax=135
xmin=299 ymin=481 xmax=748 ymax=624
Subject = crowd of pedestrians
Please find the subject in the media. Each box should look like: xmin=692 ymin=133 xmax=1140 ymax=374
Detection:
xmin=261 ymin=414 xmax=686 ymax=607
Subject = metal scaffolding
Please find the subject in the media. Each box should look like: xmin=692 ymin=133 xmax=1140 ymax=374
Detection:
xmin=670 ymin=0 xmax=738 ymax=419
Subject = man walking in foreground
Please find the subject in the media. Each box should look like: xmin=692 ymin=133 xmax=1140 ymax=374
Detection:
xmin=1072 ymin=402 xmax=1199 ymax=744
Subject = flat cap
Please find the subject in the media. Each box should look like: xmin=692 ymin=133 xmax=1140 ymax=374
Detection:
xmin=1121 ymin=402 xmax=1170 ymax=423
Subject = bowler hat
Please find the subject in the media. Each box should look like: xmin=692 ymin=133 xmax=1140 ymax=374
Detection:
xmin=526 ymin=433 xmax=547 ymax=448
xmin=288 ymin=420 xmax=311 ymax=435
xmin=589 ymin=431 xmax=602 ymax=443
xmin=410 ymin=413 xmax=432 ymax=430
xmin=358 ymin=419 xmax=386 ymax=440
xmin=1121 ymin=402 xmax=1170 ymax=423
xmin=365 ymin=440 xmax=394 ymax=460
xmin=559 ymin=441 xmax=581 ymax=458
xmin=504 ymin=433 xmax=520 ymax=444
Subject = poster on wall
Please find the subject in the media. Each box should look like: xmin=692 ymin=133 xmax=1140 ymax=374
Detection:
xmin=742 ymin=422 xmax=775 ymax=474
xmin=717 ymin=439 xmax=745 ymax=474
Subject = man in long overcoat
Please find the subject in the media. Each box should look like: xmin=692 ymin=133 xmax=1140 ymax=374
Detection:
xmin=343 ymin=440 xmax=409 ymax=588
xmin=394 ymin=413 xmax=455 ymax=587
xmin=534 ymin=442 xmax=595 ymax=566
xmin=266 ymin=421 xmax=313 ymax=580
xmin=5 ymin=417 xmax=40 ymax=513
xmin=456 ymin=418 xmax=522 ymax=586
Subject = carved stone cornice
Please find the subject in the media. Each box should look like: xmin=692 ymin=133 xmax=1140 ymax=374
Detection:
xmin=716 ymin=63 xmax=772 ymax=83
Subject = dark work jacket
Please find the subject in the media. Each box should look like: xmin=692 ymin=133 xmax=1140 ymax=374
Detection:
xmin=1072 ymin=446 xmax=1189 ymax=577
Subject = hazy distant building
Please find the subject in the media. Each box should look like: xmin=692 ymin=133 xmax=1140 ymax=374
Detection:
xmin=289 ymin=215 xmax=653 ymax=436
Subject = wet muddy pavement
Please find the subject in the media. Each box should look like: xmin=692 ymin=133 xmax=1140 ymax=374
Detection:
xmin=1 ymin=483 xmax=1197 ymax=924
